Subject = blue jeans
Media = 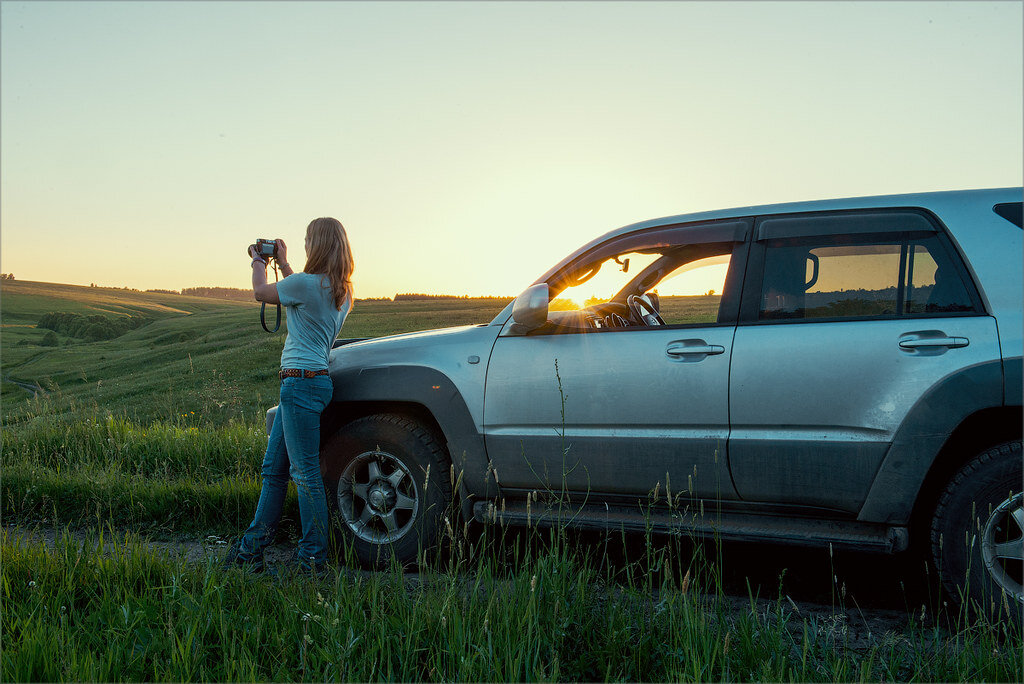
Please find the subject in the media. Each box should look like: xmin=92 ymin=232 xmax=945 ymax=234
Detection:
xmin=238 ymin=375 xmax=333 ymax=568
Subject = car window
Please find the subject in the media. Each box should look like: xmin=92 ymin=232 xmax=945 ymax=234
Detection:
xmin=649 ymin=253 xmax=732 ymax=325
xmin=758 ymin=233 xmax=976 ymax=321
xmin=554 ymin=251 xmax=662 ymax=311
xmin=904 ymin=239 xmax=976 ymax=314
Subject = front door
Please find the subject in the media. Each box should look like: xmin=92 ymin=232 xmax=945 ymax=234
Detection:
xmin=482 ymin=221 xmax=750 ymax=503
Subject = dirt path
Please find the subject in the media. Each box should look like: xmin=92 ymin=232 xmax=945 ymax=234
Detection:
xmin=3 ymin=523 xmax=917 ymax=653
xmin=2 ymin=374 xmax=47 ymax=397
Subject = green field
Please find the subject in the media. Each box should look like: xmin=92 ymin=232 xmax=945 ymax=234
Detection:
xmin=1 ymin=280 xmax=1020 ymax=682
xmin=1 ymin=280 xmax=511 ymax=425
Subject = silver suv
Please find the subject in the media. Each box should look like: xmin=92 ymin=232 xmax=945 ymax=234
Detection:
xmin=273 ymin=188 xmax=1023 ymax=616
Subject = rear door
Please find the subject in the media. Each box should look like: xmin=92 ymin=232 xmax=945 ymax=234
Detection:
xmin=727 ymin=210 xmax=1002 ymax=514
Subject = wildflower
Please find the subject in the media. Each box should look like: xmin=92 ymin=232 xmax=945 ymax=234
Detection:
xmin=304 ymin=634 xmax=313 ymax=644
xmin=681 ymin=569 xmax=691 ymax=596
xmin=441 ymin=615 xmax=447 ymax=628
xmin=723 ymin=631 xmax=730 ymax=655
xmin=652 ymin=482 xmax=660 ymax=503
xmin=28 ymin=581 xmax=36 ymax=588
xmin=530 ymin=575 xmax=537 ymax=593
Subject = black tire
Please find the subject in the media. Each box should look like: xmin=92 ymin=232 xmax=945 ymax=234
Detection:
xmin=320 ymin=414 xmax=452 ymax=569
xmin=930 ymin=440 xmax=1023 ymax=623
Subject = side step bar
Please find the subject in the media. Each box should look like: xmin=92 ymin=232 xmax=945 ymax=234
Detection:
xmin=472 ymin=500 xmax=908 ymax=553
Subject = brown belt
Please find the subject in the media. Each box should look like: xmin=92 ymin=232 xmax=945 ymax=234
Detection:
xmin=279 ymin=368 xmax=329 ymax=379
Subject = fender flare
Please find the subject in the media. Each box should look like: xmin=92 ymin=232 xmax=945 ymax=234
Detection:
xmin=327 ymin=365 xmax=495 ymax=504
xmin=857 ymin=360 xmax=1004 ymax=524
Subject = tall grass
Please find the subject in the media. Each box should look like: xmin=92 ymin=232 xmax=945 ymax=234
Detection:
xmin=3 ymin=524 xmax=1020 ymax=682
xmin=0 ymin=409 xmax=294 ymax=535
xmin=2 ymin=411 xmax=266 ymax=481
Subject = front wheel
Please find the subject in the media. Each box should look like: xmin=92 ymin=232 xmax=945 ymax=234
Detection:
xmin=320 ymin=414 xmax=452 ymax=569
xmin=930 ymin=440 xmax=1023 ymax=622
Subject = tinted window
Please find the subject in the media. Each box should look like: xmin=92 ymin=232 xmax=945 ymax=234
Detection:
xmin=758 ymin=234 xmax=975 ymax=321
xmin=905 ymin=238 xmax=975 ymax=314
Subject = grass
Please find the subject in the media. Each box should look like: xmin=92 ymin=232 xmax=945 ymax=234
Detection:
xmin=2 ymin=280 xmax=1022 ymax=681
xmin=3 ymin=525 xmax=1021 ymax=682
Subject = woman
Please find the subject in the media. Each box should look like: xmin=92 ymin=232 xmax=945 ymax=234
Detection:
xmin=226 ymin=217 xmax=354 ymax=575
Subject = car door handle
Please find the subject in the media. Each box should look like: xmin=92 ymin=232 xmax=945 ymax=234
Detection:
xmin=666 ymin=341 xmax=726 ymax=358
xmin=898 ymin=337 xmax=969 ymax=350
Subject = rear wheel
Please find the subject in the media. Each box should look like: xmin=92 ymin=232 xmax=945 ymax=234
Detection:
xmin=320 ymin=414 xmax=452 ymax=569
xmin=930 ymin=440 xmax=1023 ymax=622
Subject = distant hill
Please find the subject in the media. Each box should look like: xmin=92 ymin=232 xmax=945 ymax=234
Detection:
xmin=0 ymin=280 xmax=512 ymax=424
xmin=0 ymin=279 xmax=250 ymax=349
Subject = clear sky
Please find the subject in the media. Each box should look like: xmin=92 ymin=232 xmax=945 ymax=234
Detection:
xmin=2 ymin=1 xmax=1020 ymax=299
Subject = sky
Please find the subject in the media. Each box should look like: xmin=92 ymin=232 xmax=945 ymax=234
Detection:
xmin=1 ymin=1 xmax=1021 ymax=299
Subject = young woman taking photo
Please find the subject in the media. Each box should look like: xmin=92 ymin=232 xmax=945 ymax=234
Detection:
xmin=225 ymin=217 xmax=354 ymax=575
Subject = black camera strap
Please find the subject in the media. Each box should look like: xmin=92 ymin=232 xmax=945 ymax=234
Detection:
xmin=260 ymin=261 xmax=282 ymax=333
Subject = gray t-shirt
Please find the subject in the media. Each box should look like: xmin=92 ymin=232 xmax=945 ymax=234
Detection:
xmin=276 ymin=272 xmax=351 ymax=371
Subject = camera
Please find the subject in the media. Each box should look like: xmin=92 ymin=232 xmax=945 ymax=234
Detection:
xmin=248 ymin=239 xmax=278 ymax=261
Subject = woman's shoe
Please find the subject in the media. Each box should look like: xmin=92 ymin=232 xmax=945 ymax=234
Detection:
xmin=221 ymin=539 xmax=265 ymax=574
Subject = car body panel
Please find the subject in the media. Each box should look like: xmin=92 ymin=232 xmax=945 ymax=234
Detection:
xmin=729 ymin=316 xmax=1002 ymax=513
xmin=857 ymin=359 xmax=1006 ymax=523
xmin=280 ymin=187 xmax=1022 ymax=552
xmin=483 ymin=323 xmax=737 ymax=499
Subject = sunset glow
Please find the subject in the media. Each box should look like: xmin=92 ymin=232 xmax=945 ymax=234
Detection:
xmin=1 ymin=2 xmax=1020 ymax=299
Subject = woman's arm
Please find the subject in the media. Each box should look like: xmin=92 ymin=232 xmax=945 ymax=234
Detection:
xmin=251 ymin=259 xmax=280 ymax=304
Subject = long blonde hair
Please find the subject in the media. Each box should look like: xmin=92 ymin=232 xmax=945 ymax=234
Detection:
xmin=304 ymin=217 xmax=354 ymax=310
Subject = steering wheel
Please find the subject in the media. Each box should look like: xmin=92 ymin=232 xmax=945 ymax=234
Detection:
xmin=627 ymin=294 xmax=665 ymax=326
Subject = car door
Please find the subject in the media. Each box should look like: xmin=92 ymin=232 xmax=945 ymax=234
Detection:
xmin=727 ymin=209 xmax=1002 ymax=514
xmin=482 ymin=219 xmax=750 ymax=502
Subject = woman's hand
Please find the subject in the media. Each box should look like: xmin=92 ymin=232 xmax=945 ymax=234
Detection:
xmin=249 ymin=245 xmax=266 ymax=265
xmin=275 ymin=239 xmax=288 ymax=266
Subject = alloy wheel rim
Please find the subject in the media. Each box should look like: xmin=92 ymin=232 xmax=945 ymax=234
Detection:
xmin=981 ymin=492 xmax=1024 ymax=605
xmin=338 ymin=450 xmax=419 ymax=543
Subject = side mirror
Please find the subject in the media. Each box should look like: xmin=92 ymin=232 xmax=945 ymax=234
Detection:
xmin=510 ymin=283 xmax=549 ymax=333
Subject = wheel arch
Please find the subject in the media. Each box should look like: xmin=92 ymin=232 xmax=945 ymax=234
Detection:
xmin=906 ymin=406 xmax=1023 ymax=548
xmin=322 ymin=365 xmax=493 ymax=521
